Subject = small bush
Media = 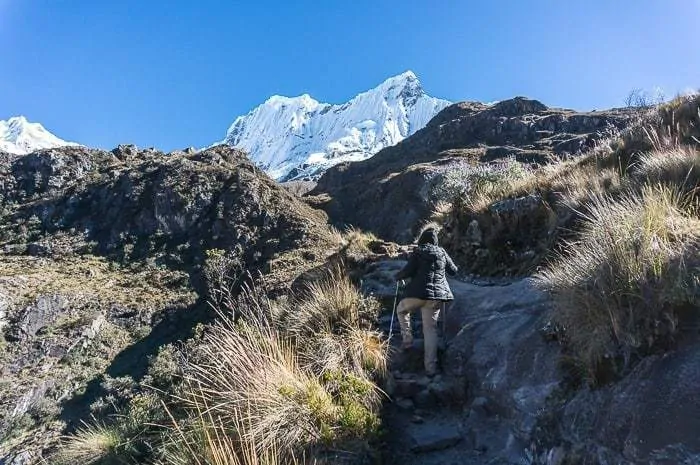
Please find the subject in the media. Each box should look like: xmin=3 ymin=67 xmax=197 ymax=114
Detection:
xmin=330 ymin=226 xmax=380 ymax=259
xmin=625 ymin=87 xmax=666 ymax=108
xmin=57 ymin=391 xmax=166 ymax=464
xmin=204 ymin=248 xmax=243 ymax=314
xmin=431 ymin=158 xmax=532 ymax=211
xmin=143 ymin=344 xmax=183 ymax=391
xmin=283 ymin=180 xmax=317 ymax=197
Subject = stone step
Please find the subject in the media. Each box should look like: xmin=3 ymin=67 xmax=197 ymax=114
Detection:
xmin=409 ymin=423 xmax=463 ymax=453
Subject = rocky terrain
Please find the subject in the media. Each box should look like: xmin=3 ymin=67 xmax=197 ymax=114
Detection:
xmin=0 ymin=144 xmax=337 ymax=462
xmin=0 ymin=93 xmax=698 ymax=465
xmin=361 ymin=257 xmax=700 ymax=465
xmin=310 ymin=97 xmax=637 ymax=244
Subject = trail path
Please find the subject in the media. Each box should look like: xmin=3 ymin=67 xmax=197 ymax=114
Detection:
xmin=363 ymin=259 xmax=558 ymax=465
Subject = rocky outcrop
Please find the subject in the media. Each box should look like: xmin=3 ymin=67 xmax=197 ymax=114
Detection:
xmin=310 ymin=97 xmax=636 ymax=243
xmin=0 ymin=145 xmax=338 ymax=461
xmin=441 ymin=193 xmax=560 ymax=276
xmin=0 ymin=145 xmax=334 ymax=285
xmin=536 ymin=343 xmax=700 ymax=464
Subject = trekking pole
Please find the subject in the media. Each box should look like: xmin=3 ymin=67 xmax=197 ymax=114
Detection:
xmin=441 ymin=301 xmax=447 ymax=341
xmin=388 ymin=281 xmax=400 ymax=340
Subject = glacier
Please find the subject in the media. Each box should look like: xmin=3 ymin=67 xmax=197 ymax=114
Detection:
xmin=0 ymin=116 xmax=79 ymax=155
xmin=220 ymin=71 xmax=451 ymax=181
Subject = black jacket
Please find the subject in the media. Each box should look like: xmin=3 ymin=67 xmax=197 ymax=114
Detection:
xmin=396 ymin=229 xmax=458 ymax=301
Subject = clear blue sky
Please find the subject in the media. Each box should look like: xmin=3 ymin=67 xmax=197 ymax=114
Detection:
xmin=1 ymin=0 xmax=698 ymax=151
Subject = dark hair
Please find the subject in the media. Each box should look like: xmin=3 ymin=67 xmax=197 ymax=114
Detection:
xmin=417 ymin=228 xmax=439 ymax=245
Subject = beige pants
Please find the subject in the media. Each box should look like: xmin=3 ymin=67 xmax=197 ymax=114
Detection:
xmin=397 ymin=297 xmax=441 ymax=374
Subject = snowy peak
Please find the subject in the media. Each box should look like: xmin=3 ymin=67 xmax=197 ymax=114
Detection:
xmin=263 ymin=93 xmax=321 ymax=108
xmin=221 ymin=71 xmax=451 ymax=181
xmin=375 ymin=70 xmax=421 ymax=94
xmin=0 ymin=116 xmax=79 ymax=154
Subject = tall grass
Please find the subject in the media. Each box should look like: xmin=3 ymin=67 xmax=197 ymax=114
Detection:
xmin=632 ymin=145 xmax=700 ymax=196
xmin=536 ymin=184 xmax=700 ymax=379
xmin=157 ymin=388 xmax=310 ymax=465
xmin=53 ymin=419 xmax=132 ymax=465
xmin=160 ymin=267 xmax=386 ymax=462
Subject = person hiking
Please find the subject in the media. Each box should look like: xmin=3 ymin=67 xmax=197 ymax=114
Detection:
xmin=395 ymin=226 xmax=458 ymax=376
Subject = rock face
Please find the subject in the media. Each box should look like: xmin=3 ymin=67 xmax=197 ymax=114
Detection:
xmin=310 ymin=97 xmax=636 ymax=243
xmin=540 ymin=344 xmax=700 ymax=464
xmin=444 ymin=278 xmax=560 ymax=463
xmin=0 ymin=144 xmax=337 ymax=461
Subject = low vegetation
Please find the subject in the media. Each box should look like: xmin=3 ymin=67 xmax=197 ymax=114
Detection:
xmin=435 ymin=92 xmax=700 ymax=382
xmin=55 ymin=258 xmax=387 ymax=464
xmin=438 ymin=92 xmax=700 ymax=274
xmin=430 ymin=157 xmax=532 ymax=214
xmin=537 ymin=183 xmax=699 ymax=382
xmin=330 ymin=226 xmax=381 ymax=260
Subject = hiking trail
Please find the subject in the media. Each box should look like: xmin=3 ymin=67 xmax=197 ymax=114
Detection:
xmin=362 ymin=258 xmax=557 ymax=464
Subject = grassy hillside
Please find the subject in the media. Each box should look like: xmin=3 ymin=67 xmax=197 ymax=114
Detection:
xmin=0 ymin=145 xmax=382 ymax=463
xmin=438 ymin=93 xmax=700 ymax=382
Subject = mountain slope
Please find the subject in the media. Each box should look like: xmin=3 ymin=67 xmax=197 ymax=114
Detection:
xmin=0 ymin=144 xmax=338 ymax=461
xmin=221 ymin=71 xmax=451 ymax=181
xmin=310 ymin=97 xmax=638 ymax=243
xmin=0 ymin=116 xmax=78 ymax=154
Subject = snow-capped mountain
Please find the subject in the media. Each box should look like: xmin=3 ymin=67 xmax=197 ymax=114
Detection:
xmin=221 ymin=71 xmax=451 ymax=181
xmin=0 ymin=116 xmax=79 ymax=155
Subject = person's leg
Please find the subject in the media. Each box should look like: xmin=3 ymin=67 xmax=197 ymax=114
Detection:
xmin=396 ymin=298 xmax=423 ymax=350
xmin=420 ymin=300 xmax=441 ymax=375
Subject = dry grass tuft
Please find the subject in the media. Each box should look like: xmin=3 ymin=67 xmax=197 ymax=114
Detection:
xmin=632 ymin=145 xmax=700 ymax=196
xmin=53 ymin=419 xmax=127 ymax=465
xmin=161 ymin=267 xmax=386 ymax=461
xmin=184 ymin=317 xmax=338 ymax=454
xmin=157 ymin=388 xmax=311 ymax=465
xmin=282 ymin=268 xmax=387 ymax=378
xmin=536 ymin=184 xmax=700 ymax=379
xmin=330 ymin=226 xmax=380 ymax=258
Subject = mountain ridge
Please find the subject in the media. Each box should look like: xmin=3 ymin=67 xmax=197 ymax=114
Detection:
xmin=220 ymin=71 xmax=451 ymax=180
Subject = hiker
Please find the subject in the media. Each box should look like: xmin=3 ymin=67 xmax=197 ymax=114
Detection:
xmin=395 ymin=226 xmax=458 ymax=376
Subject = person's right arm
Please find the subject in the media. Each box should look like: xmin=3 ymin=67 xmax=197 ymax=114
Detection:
xmin=396 ymin=252 xmax=418 ymax=281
